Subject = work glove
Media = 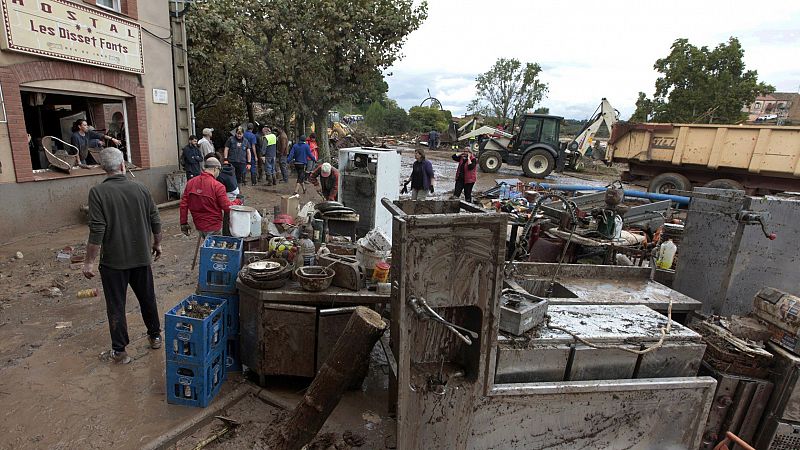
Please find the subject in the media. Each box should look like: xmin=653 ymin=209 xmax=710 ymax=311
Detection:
xmin=429 ymin=185 xmax=434 ymax=194
xmin=180 ymin=224 xmax=191 ymax=236
xmin=400 ymin=180 xmax=409 ymax=195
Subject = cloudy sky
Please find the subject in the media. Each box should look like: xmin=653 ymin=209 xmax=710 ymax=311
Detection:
xmin=385 ymin=0 xmax=800 ymax=120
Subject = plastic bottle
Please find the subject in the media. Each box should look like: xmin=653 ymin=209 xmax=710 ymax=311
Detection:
xmin=298 ymin=233 xmax=316 ymax=266
xmin=613 ymin=214 xmax=623 ymax=239
xmin=656 ymin=239 xmax=677 ymax=270
xmin=499 ymin=183 xmax=509 ymax=200
xmin=312 ymin=219 xmax=325 ymax=243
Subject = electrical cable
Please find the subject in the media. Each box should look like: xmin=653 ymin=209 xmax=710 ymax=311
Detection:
xmin=142 ymin=26 xmax=172 ymax=41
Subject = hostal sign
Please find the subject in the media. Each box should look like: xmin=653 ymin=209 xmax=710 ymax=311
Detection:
xmin=1 ymin=0 xmax=144 ymax=73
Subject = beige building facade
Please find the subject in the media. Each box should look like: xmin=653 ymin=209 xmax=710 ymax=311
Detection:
xmin=0 ymin=0 xmax=179 ymax=238
xmin=743 ymin=92 xmax=800 ymax=124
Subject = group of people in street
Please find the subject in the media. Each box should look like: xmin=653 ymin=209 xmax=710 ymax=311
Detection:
xmin=283 ymin=133 xmax=339 ymax=200
xmin=181 ymin=124 xmax=291 ymax=187
xmin=179 ymin=124 xmax=340 ymax=203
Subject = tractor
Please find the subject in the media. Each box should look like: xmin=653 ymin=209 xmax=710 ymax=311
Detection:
xmin=473 ymin=113 xmax=564 ymax=179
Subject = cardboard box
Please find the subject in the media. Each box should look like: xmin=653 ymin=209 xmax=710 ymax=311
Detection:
xmin=280 ymin=194 xmax=300 ymax=218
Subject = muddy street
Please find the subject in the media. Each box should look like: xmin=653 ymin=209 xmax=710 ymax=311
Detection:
xmin=0 ymin=145 xmax=617 ymax=449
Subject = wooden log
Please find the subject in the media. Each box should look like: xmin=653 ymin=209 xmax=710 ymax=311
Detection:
xmin=269 ymin=306 xmax=387 ymax=450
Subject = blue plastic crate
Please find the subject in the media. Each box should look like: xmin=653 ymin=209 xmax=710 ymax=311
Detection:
xmin=198 ymin=236 xmax=243 ymax=294
xmin=226 ymin=335 xmax=242 ymax=373
xmin=166 ymin=347 xmax=227 ymax=408
xmin=165 ymin=294 xmax=227 ymax=365
xmin=199 ymin=293 xmax=239 ymax=335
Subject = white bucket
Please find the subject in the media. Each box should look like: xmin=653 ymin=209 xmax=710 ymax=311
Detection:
xmin=230 ymin=206 xmax=256 ymax=238
xmin=357 ymin=244 xmax=389 ymax=272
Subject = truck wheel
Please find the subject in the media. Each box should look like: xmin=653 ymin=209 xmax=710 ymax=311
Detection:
xmin=479 ymin=150 xmax=502 ymax=173
xmin=704 ymin=179 xmax=744 ymax=191
xmin=648 ymin=172 xmax=691 ymax=194
xmin=522 ymin=149 xmax=555 ymax=178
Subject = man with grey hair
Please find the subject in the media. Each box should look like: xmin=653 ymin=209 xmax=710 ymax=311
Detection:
xmin=83 ymin=147 xmax=163 ymax=365
xmin=198 ymin=128 xmax=215 ymax=158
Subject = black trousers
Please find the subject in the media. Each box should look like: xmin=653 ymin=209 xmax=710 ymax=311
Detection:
xmin=99 ymin=265 xmax=161 ymax=352
xmin=294 ymin=163 xmax=307 ymax=184
xmin=454 ymin=179 xmax=475 ymax=202
xmin=232 ymin=162 xmax=247 ymax=183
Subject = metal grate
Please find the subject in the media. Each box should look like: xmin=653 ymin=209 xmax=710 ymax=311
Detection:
xmin=770 ymin=422 xmax=800 ymax=450
xmin=770 ymin=434 xmax=800 ymax=450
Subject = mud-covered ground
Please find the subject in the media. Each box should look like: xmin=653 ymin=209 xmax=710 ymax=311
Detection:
xmin=0 ymin=145 xmax=622 ymax=449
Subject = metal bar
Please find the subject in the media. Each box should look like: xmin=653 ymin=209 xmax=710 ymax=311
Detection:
xmin=458 ymin=200 xmax=485 ymax=213
xmin=380 ymin=197 xmax=406 ymax=217
xmin=319 ymin=306 xmax=357 ymax=316
xmin=489 ymin=376 xmax=717 ymax=396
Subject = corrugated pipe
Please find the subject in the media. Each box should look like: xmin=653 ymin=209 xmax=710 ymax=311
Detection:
xmin=529 ymin=183 xmax=690 ymax=206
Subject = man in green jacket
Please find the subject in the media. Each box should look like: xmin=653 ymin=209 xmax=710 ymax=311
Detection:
xmin=83 ymin=147 xmax=163 ymax=364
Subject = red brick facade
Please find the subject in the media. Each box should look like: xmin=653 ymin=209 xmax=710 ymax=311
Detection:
xmin=1 ymin=60 xmax=148 ymax=182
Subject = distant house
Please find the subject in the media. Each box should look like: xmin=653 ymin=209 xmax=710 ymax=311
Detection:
xmin=743 ymin=92 xmax=800 ymax=123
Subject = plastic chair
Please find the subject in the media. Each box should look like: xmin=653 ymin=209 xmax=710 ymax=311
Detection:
xmin=713 ymin=431 xmax=755 ymax=450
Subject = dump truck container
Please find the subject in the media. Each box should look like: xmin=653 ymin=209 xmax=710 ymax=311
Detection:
xmin=606 ymin=123 xmax=800 ymax=194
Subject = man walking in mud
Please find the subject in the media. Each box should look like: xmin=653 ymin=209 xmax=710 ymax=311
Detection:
xmin=83 ymin=147 xmax=163 ymax=364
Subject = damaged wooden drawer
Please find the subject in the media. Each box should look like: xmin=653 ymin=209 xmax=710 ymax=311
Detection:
xmin=496 ymin=304 xmax=705 ymax=383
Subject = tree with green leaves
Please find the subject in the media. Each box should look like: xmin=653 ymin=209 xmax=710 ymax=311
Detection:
xmin=630 ymin=92 xmax=653 ymax=122
xmin=383 ymin=105 xmax=410 ymax=134
xmin=186 ymin=0 xmax=426 ymax=157
xmin=365 ymin=102 xmax=387 ymax=133
xmin=469 ymin=58 xmax=548 ymax=124
xmin=409 ymin=106 xmax=450 ymax=133
xmin=632 ymin=37 xmax=774 ymax=123
xmin=259 ymin=1 xmax=427 ymax=161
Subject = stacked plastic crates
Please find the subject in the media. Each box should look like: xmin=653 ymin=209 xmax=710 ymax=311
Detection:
xmin=164 ymin=294 xmax=228 ymax=407
xmin=196 ymin=235 xmax=243 ymax=374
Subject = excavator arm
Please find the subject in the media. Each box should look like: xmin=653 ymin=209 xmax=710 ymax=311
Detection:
xmin=567 ymin=98 xmax=619 ymax=158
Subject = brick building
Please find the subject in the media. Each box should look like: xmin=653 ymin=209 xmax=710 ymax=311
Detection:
xmin=0 ymin=0 xmax=182 ymax=238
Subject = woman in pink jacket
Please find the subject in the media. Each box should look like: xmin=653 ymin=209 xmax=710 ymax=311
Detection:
xmin=452 ymin=146 xmax=478 ymax=202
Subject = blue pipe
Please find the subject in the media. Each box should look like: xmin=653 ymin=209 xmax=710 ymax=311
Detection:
xmin=529 ymin=183 xmax=690 ymax=206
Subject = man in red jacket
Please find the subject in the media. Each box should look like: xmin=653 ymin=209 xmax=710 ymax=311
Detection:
xmin=308 ymin=162 xmax=339 ymax=201
xmin=180 ymin=157 xmax=231 ymax=237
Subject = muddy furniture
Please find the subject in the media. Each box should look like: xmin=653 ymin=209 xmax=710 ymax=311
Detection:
xmin=237 ymin=281 xmax=389 ymax=379
xmin=384 ymin=198 xmax=717 ymax=449
xmin=508 ymin=262 xmax=702 ymax=323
